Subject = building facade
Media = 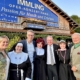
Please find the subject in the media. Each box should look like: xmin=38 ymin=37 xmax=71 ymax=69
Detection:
xmin=0 ymin=0 xmax=78 ymax=35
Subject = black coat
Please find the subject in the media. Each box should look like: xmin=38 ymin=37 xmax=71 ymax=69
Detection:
xmin=33 ymin=52 xmax=47 ymax=80
xmin=57 ymin=49 xmax=76 ymax=80
xmin=9 ymin=57 xmax=31 ymax=80
xmin=20 ymin=40 xmax=36 ymax=53
xmin=20 ymin=40 xmax=36 ymax=62
xmin=44 ymin=44 xmax=59 ymax=74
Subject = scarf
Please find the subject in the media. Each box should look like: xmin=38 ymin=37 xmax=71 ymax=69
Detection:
xmin=74 ymin=43 xmax=80 ymax=49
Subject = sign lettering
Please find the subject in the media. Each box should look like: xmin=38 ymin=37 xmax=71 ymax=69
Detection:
xmin=0 ymin=0 xmax=58 ymax=27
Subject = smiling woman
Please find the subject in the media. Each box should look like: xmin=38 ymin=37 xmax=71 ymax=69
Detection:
xmin=8 ymin=42 xmax=31 ymax=80
xmin=0 ymin=35 xmax=10 ymax=80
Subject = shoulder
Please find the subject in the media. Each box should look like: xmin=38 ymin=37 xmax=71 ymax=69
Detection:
xmin=41 ymin=48 xmax=45 ymax=53
xmin=66 ymin=49 xmax=70 ymax=54
xmin=53 ymin=44 xmax=59 ymax=49
xmin=33 ymin=40 xmax=35 ymax=43
xmin=21 ymin=52 xmax=29 ymax=58
xmin=71 ymin=45 xmax=74 ymax=51
xmin=43 ymin=45 xmax=47 ymax=49
xmin=23 ymin=52 xmax=29 ymax=61
xmin=22 ymin=52 xmax=28 ymax=55
xmin=53 ymin=44 xmax=58 ymax=46
xmin=66 ymin=49 xmax=70 ymax=51
xmin=8 ymin=51 xmax=14 ymax=56
xmin=19 ymin=40 xmax=26 ymax=43
xmin=42 ymin=48 xmax=44 ymax=51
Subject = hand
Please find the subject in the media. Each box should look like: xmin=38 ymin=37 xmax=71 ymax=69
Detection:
xmin=71 ymin=66 xmax=77 ymax=72
xmin=25 ymin=77 xmax=31 ymax=80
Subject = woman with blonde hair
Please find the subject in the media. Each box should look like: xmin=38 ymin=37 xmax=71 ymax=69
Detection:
xmin=0 ymin=35 xmax=10 ymax=80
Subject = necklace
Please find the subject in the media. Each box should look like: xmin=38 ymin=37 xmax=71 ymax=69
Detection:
xmin=60 ymin=50 xmax=66 ymax=64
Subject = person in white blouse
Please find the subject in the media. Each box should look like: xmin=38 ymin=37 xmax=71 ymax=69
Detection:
xmin=8 ymin=42 xmax=31 ymax=80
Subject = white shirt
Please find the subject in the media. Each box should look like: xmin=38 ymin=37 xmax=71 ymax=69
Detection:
xmin=47 ymin=45 xmax=56 ymax=65
xmin=27 ymin=41 xmax=35 ymax=63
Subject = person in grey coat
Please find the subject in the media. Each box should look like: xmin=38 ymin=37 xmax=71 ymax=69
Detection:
xmin=70 ymin=33 xmax=80 ymax=80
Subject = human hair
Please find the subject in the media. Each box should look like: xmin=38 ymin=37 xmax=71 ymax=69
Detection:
xmin=9 ymin=42 xmax=23 ymax=52
xmin=36 ymin=38 xmax=45 ymax=47
xmin=71 ymin=33 xmax=80 ymax=37
xmin=46 ymin=35 xmax=53 ymax=40
xmin=27 ymin=30 xmax=34 ymax=34
xmin=0 ymin=35 xmax=9 ymax=42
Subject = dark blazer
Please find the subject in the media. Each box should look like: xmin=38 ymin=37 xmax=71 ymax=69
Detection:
xmin=20 ymin=40 xmax=36 ymax=61
xmin=44 ymin=44 xmax=59 ymax=73
xmin=20 ymin=40 xmax=36 ymax=53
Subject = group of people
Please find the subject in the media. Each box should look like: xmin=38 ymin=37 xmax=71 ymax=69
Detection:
xmin=0 ymin=30 xmax=80 ymax=80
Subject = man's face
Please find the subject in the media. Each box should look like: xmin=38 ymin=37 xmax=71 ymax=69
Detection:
xmin=27 ymin=32 xmax=34 ymax=41
xmin=72 ymin=34 xmax=80 ymax=44
xmin=46 ymin=37 xmax=53 ymax=45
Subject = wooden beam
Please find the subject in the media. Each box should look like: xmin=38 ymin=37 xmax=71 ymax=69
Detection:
xmin=0 ymin=27 xmax=70 ymax=36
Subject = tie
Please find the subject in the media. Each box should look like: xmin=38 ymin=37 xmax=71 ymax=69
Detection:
xmin=50 ymin=46 xmax=54 ymax=65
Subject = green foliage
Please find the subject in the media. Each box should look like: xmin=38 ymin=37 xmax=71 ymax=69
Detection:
xmin=71 ymin=15 xmax=80 ymax=24
xmin=71 ymin=15 xmax=79 ymax=20
xmin=6 ymin=36 xmax=20 ymax=51
xmin=71 ymin=15 xmax=80 ymax=33
xmin=0 ymin=32 xmax=26 ymax=51
xmin=35 ymin=34 xmax=71 ymax=40
xmin=74 ymin=27 xmax=80 ymax=33
xmin=35 ymin=34 xmax=48 ymax=38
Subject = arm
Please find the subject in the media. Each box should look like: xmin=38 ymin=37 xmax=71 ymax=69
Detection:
xmin=18 ymin=57 xmax=31 ymax=80
xmin=71 ymin=64 xmax=80 ymax=72
xmin=25 ymin=57 xmax=32 ymax=79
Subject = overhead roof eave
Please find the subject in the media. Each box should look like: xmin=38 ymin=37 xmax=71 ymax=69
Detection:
xmin=42 ymin=0 xmax=79 ymax=27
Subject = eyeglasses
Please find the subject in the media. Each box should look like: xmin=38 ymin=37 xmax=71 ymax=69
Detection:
xmin=28 ymin=35 xmax=34 ymax=36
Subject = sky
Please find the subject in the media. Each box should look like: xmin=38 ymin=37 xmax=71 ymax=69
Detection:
xmin=52 ymin=0 xmax=80 ymax=17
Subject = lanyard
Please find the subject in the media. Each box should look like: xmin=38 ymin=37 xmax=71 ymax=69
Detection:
xmin=60 ymin=50 xmax=66 ymax=64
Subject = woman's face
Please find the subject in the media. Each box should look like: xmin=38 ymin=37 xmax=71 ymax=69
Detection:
xmin=15 ymin=45 xmax=23 ymax=53
xmin=0 ymin=38 xmax=9 ymax=50
xmin=37 ymin=42 xmax=43 ymax=48
xmin=59 ymin=43 xmax=66 ymax=49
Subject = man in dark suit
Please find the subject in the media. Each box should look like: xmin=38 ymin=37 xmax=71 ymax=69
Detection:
xmin=44 ymin=35 xmax=59 ymax=80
